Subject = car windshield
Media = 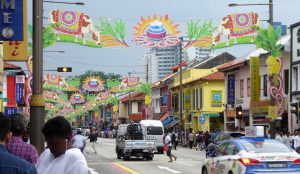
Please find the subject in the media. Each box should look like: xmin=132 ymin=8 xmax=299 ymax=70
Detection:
xmin=241 ymin=141 xmax=293 ymax=153
xmin=147 ymin=126 xmax=163 ymax=135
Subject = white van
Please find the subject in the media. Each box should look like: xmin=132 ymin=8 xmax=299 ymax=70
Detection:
xmin=140 ymin=120 xmax=164 ymax=154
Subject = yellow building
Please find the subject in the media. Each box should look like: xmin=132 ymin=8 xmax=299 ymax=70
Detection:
xmin=171 ymin=68 xmax=225 ymax=132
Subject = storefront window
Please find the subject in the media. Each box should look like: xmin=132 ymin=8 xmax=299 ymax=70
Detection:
xmin=240 ymin=79 xmax=244 ymax=98
xmin=247 ymin=78 xmax=250 ymax=97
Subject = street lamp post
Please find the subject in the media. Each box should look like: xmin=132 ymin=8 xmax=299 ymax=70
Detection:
xmin=229 ymin=0 xmax=274 ymax=138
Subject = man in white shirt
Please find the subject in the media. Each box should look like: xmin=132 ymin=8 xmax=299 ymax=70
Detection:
xmin=293 ymin=132 xmax=300 ymax=153
xmin=72 ymin=130 xmax=86 ymax=153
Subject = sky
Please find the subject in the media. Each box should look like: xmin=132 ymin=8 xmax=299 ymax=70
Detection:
xmin=21 ymin=0 xmax=300 ymax=78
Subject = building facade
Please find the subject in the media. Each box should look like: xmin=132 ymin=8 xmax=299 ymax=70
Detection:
xmin=291 ymin=22 xmax=300 ymax=131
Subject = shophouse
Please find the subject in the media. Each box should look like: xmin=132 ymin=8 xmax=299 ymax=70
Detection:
xmin=219 ymin=35 xmax=291 ymax=131
xmin=118 ymin=91 xmax=145 ymax=123
xmin=291 ymin=22 xmax=300 ymax=131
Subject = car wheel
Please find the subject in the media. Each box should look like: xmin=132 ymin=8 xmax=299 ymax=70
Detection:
xmin=228 ymin=171 xmax=233 ymax=174
xmin=202 ymin=168 xmax=208 ymax=174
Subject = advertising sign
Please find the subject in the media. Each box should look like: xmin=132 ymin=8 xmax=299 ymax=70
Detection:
xmin=0 ymin=0 xmax=24 ymax=40
xmin=199 ymin=115 xmax=205 ymax=124
xmin=227 ymin=75 xmax=235 ymax=105
xmin=250 ymin=57 xmax=260 ymax=102
xmin=3 ymin=0 xmax=27 ymax=61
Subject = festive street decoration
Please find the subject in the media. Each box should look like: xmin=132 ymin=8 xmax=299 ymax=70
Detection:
xmin=96 ymin=91 xmax=110 ymax=101
xmin=254 ymin=25 xmax=284 ymax=118
xmin=70 ymin=92 xmax=86 ymax=104
xmin=213 ymin=12 xmax=259 ymax=47
xmin=133 ymin=15 xmax=180 ymax=48
xmin=48 ymin=10 xmax=128 ymax=48
xmin=82 ymin=76 xmax=105 ymax=92
xmin=185 ymin=13 xmax=260 ymax=49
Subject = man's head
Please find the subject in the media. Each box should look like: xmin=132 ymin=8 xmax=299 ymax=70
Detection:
xmin=10 ymin=113 xmax=26 ymax=136
xmin=42 ymin=116 xmax=72 ymax=157
xmin=0 ymin=113 xmax=12 ymax=144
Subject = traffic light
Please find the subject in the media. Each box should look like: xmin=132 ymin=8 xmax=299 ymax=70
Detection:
xmin=291 ymin=102 xmax=300 ymax=118
xmin=57 ymin=67 xmax=72 ymax=72
xmin=236 ymin=105 xmax=243 ymax=119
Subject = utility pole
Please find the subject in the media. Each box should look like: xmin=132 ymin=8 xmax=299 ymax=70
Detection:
xmin=179 ymin=37 xmax=185 ymax=145
xmin=128 ymin=72 xmax=132 ymax=121
xmin=30 ymin=0 xmax=45 ymax=154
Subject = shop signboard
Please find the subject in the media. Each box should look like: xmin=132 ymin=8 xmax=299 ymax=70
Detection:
xmin=199 ymin=115 xmax=205 ymax=124
xmin=184 ymin=89 xmax=191 ymax=110
xmin=211 ymin=90 xmax=222 ymax=107
xmin=227 ymin=75 xmax=235 ymax=105
xmin=250 ymin=57 xmax=260 ymax=102
xmin=0 ymin=0 xmax=24 ymax=40
xmin=5 ymin=107 xmax=17 ymax=115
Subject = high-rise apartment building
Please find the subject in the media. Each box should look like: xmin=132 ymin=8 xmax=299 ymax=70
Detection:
xmin=143 ymin=45 xmax=210 ymax=83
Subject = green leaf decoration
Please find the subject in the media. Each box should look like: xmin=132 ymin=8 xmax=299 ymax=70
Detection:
xmin=139 ymin=83 xmax=152 ymax=96
xmin=254 ymin=25 xmax=282 ymax=57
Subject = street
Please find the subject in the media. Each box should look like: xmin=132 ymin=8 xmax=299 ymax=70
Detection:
xmin=86 ymin=138 xmax=205 ymax=174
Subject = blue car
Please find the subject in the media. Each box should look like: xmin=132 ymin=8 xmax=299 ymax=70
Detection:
xmin=202 ymin=137 xmax=300 ymax=174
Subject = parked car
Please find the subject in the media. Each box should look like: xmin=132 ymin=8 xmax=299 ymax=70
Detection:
xmin=140 ymin=120 xmax=164 ymax=154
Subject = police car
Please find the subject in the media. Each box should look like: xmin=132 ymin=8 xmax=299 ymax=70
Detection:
xmin=202 ymin=126 xmax=300 ymax=174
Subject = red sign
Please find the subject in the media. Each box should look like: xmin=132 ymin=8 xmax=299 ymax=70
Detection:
xmin=7 ymin=76 xmax=16 ymax=107
xmin=130 ymin=113 xmax=145 ymax=121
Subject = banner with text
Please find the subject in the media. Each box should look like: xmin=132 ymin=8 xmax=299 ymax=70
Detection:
xmin=250 ymin=57 xmax=260 ymax=102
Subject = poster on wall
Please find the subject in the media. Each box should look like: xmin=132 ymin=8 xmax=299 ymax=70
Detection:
xmin=133 ymin=15 xmax=180 ymax=48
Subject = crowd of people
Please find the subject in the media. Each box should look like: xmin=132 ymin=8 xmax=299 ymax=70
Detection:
xmin=275 ymin=130 xmax=300 ymax=153
xmin=0 ymin=113 xmax=95 ymax=174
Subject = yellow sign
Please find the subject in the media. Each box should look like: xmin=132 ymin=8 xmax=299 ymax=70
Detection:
xmin=250 ymin=57 xmax=260 ymax=102
xmin=3 ymin=0 xmax=28 ymax=61
xmin=268 ymin=106 xmax=279 ymax=119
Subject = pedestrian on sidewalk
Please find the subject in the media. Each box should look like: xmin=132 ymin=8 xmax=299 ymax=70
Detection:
xmin=0 ymin=113 xmax=37 ymax=174
xmin=163 ymin=132 xmax=177 ymax=162
xmin=86 ymin=127 xmax=98 ymax=153
xmin=171 ymin=131 xmax=178 ymax=150
xmin=195 ymin=131 xmax=202 ymax=151
xmin=188 ymin=131 xmax=194 ymax=149
xmin=72 ymin=129 xmax=86 ymax=153
xmin=7 ymin=113 xmax=39 ymax=164
xmin=36 ymin=116 xmax=88 ymax=174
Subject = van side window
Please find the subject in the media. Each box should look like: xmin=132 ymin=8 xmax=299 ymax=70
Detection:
xmin=147 ymin=126 xmax=163 ymax=135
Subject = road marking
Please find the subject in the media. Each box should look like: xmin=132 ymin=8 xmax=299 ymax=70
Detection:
xmin=112 ymin=162 xmax=141 ymax=174
xmin=88 ymin=167 xmax=100 ymax=174
xmin=176 ymin=161 xmax=194 ymax=167
xmin=158 ymin=166 xmax=182 ymax=173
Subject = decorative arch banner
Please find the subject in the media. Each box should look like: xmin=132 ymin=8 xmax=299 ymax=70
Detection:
xmin=82 ymin=76 xmax=105 ymax=92
xmin=48 ymin=10 xmax=128 ymax=48
xmin=133 ymin=15 xmax=180 ymax=48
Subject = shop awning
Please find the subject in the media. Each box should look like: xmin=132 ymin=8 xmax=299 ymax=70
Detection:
xmin=160 ymin=112 xmax=169 ymax=121
xmin=170 ymin=119 xmax=180 ymax=126
xmin=162 ymin=115 xmax=174 ymax=126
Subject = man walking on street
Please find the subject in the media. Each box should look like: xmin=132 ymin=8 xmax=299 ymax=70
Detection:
xmin=188 ymin=131 xmax=194 ymax=149
xmin=7 ymin=113 xmax=39 ymax=164
xmin=72 ymin=129 xmax=86 ymax=153
xmin=86 ymin=127 xmax=98 ymax=153
xmin=163 ymin=132 xmax=177 ymax=162
xmin=0 ymin=114 xmax=37 ymax=174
